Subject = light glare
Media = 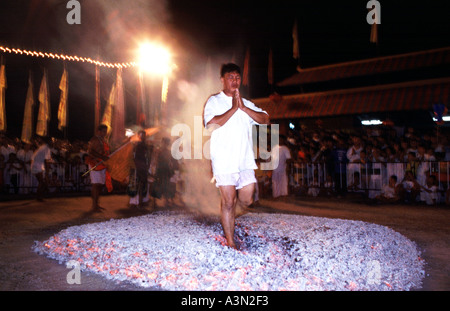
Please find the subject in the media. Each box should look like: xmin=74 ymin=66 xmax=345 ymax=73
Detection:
xmin=139 ymin=42 xmax=171 ymax=75
xmin=361 ymin=119 xmax=383 ymax=126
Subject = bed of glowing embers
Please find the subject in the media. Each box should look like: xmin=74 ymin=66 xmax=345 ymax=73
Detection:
xmin=33 ymin=211 xmax=425 ymax=291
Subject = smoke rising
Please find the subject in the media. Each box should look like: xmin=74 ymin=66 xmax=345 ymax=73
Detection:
xmin=169 ymin=57 xmax=226 ymax=216
xmin=12 ymin=1 xmax=248 ymax=215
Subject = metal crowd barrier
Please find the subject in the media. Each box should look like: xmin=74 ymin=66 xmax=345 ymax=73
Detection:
xmin=1 ymin=163 xmax=92 ymax=195
xmin=288 ymin=161 xmax=450 ymax=198
xmin=2 ymin=161 xmax=450 ymax=200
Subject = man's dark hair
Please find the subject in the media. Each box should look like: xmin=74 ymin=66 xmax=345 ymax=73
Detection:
xmin=220 ymin=63 xmax=241 ymax=77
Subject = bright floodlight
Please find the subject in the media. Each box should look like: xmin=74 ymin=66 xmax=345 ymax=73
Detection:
xmin=138 ymin=42 xmax=171 ymax=75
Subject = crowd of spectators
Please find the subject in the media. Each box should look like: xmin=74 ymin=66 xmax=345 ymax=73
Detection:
xmin=0 ymin=135 xmax=91 ymax=196
xmin=2 ymin=123 xmax=450 ymax=206
xmin=273 ymin=124 xmax=450 ymax=205
xmin=0 ymin=134 xmax=183 ymax=203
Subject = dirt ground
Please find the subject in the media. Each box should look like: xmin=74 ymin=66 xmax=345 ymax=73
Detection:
xmin=0 ymin=193 xmax=449 ymax=291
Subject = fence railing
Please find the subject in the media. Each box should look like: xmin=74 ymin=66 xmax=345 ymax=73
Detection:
xmin=1 ymin=163 xmax=92 ymax=195
xmin=287 ymin=161 xmax=450 ymax=199
xmin=3 ymin=161 xmax=450 ymax=202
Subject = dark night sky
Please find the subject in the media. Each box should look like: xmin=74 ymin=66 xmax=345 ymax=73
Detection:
xmin=0 ymin=0 xmax=449 ymax=141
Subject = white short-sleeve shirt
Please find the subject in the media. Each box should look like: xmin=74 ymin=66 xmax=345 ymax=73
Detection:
xmin=204 ymin=91 xmax=267 ymax=176
xmin=31 ymin=144 xmax=52 ymax=174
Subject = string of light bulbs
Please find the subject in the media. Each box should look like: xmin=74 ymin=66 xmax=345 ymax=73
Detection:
xmin=0 ymin=45 xmax=137 ymax=69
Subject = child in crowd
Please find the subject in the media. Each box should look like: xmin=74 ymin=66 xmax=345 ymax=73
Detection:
xmin=375 ymin=175 xmax=402 ymax=203
xmin=420 ymin=175 xmax=439 ymax=205
xmin=400 ymin=170 xmax=421 ymax=203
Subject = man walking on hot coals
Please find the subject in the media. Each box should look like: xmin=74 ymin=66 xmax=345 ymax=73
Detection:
xmin=203 ymin=63 xmax=270 ymax=249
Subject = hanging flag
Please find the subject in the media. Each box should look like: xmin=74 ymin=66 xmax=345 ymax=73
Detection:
xmin=0 ymin=64 xmax=6 ymax=132
xmin=102 ymin=82 xmax=116 ymax=135
xmin=137 ymin=71 xmax=146 ymax=127
xmin=161 ymin=75 xmax=169 ymax=104
xmin=95 ymin=65 xmax=100 ymax=131
xmin=105 ymin=141 xmax=135 ymax=183
xmin=242 ymin=47 xmax=250 ymax=86
xmin=268 ymin=48 xmax=274 ymax=85
xmin=21 ymin=72 xmax=35 ymax=143
xmin=36 ymin=69 xmax=50 ymax=137
xmin=111 ymin=68 xmax=125 ymax=149
xmin=292 ymin=19 xmax=300 ymax=60
xmin=57 ymin=66 xmax=69 ymax=131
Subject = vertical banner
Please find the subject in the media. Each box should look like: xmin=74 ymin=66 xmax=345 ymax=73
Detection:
xmin=111 ymin=68 xmax=125 ymax=149
xmin=268 ymin=48 xmax=274 ymax=86
xmin=292 ymin=19 xmax=300 ymax=60
xmin=161 ymin=75 xmax=169 ymax=104
xmin=58 ymin=65 xmax=69 ymax=131
xmin=137 ymin=70 xmax=146 ymax=127
xmin=36 ymin=69 xmax=50 ymax=137
xmin=95 ymin=65 xmax=100 ymax=132
xmin=0 ymin=64 xmax=6 ymax=132
xmin=21 ymin=72 xmax=34 ymax=143
xmin=101 ymin=82 xmax=116 ymax=136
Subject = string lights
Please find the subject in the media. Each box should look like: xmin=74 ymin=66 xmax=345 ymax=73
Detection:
xmin=0 ymin=45 xmax=137 ymax=69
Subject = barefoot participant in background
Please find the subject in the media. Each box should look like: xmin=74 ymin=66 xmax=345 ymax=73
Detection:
xmin=86 ymin=124 xmax=111 ymax=212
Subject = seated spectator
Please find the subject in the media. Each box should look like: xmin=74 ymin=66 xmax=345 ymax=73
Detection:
xmin=399 ymin=170 xmax=421 ymax=203
xmin=420 ymin=175 xmax=439 ymax=205
xmin=375 ymin=175 xmax=402 ymax=203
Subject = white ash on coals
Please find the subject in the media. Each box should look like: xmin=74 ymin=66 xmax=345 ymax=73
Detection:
xmin=32 ymin=211 xmax=425 ymax=291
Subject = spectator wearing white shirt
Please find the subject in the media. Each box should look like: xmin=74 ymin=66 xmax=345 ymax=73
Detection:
xmin=346 ymin=135 xmax=364 ymax=187
xmin=271 ymin=135 xmax=292 ymax=198
xmin=31 ymin=137 xmax=52 ymax=201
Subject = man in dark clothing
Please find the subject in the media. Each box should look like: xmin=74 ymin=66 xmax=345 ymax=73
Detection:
xmin=332 ymin=138 xmax=348 ymax=197
xmin=133 ymin=130 xmax=151 ymax=208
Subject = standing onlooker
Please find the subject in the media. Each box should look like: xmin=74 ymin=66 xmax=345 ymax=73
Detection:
xmin=86 ymin=124 xmax=111 ymax=212
xmin=347 ymin=135 xmax=364 ymax=186
xmin=130 ymin=130 xmax=152 ymax=208
xmin=31 ymin=136 xmax=52 ymax=201
xmin=332 ymin=138 xmax=348 ymax=197
xmin=153 ymin=137 xmax=177 ymax=206
xmin=17 ymin=143 xmax=34 ymax=194
xmin=5 ymin=152 xmax=23 ymax=194
xmin=271 ymin=135 xmax=292 ymax=198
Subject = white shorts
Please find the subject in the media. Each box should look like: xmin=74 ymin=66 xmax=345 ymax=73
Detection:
xmin=214 ymin=170 xmax=256 ymax=190
xmin=90 ymin=169 xmax=106 ymax=184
